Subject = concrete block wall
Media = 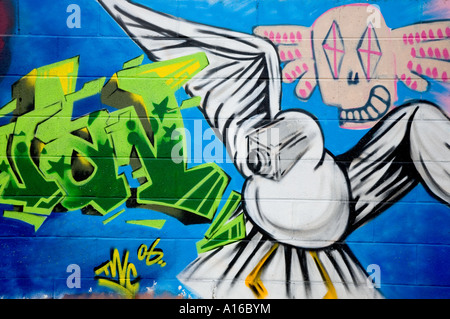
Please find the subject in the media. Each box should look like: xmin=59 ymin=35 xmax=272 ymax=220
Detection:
xmin=0 ymin=0 xmax=448 ymax=299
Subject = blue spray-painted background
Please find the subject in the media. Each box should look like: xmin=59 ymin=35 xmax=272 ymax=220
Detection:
xmin=0 ymin=0 xmax=449 ymax=299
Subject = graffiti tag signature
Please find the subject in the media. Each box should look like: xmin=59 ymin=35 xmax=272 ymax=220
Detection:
xmin=94 ymin=238 xmax=166 ymax=298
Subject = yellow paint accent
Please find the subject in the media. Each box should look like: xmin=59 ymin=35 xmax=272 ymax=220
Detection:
xmin=96 ymin=278 xmax=135 ymax=299
xmin=245 ymin=242 xmax=279 ymax=299
xmin=36 ymin=139 xmax=45 ymax=154
xmin=23 ymin=68 xmax=38 ymax=88
xmin=47 ymin=60 xmax=76 ymax=95
xmin=309 ymin=251 xmax=338 ymax=299
xmin=94 ymin=248 xmax=139 ymax=298
xmin=74 ymin=152 xmax=92 ymax=169
xmin=141 ymin=59 xmax=201 ymax=90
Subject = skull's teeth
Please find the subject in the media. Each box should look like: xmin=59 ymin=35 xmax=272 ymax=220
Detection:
xmin=370 ymin=94 xmax=389 ymax=114
xmin=347 ymin=111 xmax=354 ymax=120
xmin=360 ymin=110 xmax=369 ymax=120
xmin=339 ymin=85 xmax=391 ymax=125
xmin=366 ymin=106 xmax=379 ymax=119
xmin=340 ymin=106 xmax=378 ymax=122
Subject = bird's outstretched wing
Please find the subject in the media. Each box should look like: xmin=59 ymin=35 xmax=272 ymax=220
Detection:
xmin=98 ymin=0 xmax=282 ymax=175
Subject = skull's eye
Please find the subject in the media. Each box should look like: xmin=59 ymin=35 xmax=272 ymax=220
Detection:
xmin=322 ymin=21 xmax=345 ymax=79
xmin=357 ymin=23 xmax=382 ymax=81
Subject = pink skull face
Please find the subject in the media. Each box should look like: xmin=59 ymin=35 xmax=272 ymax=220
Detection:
xmin=312 ymin=4 xmax=397 ymax=129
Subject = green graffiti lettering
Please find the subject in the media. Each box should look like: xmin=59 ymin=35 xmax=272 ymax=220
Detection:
xmin=102 ymin=53 xmax=230 ymax=224
xmin=0 ymin=53 xmax=244 ymax=238
xmin=196 ymin=191 xmax=246 ymax=253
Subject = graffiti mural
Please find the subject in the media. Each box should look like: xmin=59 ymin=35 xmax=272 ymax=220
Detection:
xmin=0 ymin=0 xmax=449 ymax=300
